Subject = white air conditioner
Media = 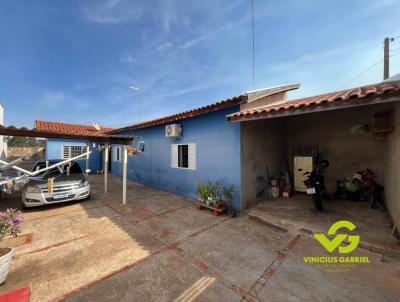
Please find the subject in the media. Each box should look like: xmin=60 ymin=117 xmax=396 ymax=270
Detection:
xmin=165 ymin=124 xmax=182 ymax=138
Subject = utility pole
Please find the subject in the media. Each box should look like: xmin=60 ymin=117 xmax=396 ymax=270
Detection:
xmin=383 ymin=37 xmax=390 ymax=80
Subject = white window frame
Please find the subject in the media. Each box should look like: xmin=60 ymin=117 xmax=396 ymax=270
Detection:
xmin=171 ymin=143 xmax=196 ymax=170
xmin=62 ymin=145 xmax=87 ymax=159
xmin=113 ymin=146 xmax=121 ymax=162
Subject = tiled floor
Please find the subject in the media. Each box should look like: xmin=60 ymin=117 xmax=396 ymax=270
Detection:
xmin=0 ymin=175 xmax=399 ymax=302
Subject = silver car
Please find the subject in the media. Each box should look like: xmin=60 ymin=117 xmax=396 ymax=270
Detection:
xmin=22 ymin=160 xmax=91 ymax=207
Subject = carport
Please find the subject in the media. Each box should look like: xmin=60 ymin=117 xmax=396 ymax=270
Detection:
xmin=0 ymin=125 xmax=134 ymax=204
xmin=228 ymin=80 xmax=400 ymax=251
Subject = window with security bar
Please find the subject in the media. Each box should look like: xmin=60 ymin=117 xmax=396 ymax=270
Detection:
xmin=62 ymin=145 xmax=87 ymax=159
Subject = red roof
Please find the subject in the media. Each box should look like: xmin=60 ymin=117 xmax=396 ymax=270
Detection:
xmin=113 ymin=95 xmax=246 ymax=132
xmin=34 ymin=120 xmax=116 ymax=136
xmin=228 ymin=81 xmax=400 ymax=121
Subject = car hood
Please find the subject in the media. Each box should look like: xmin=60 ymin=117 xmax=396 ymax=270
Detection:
xmin=26 ymin=174 xmax=87 ymax=188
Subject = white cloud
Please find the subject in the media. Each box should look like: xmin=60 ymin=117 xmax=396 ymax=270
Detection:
xmin=42 ymin=91 xmax=67 ymax=109
xmin=81 ymin=0 xmax=181 ymax=33
xmin=41 ymin=90 xmax=89 ymax=111
xmin=119 ymin=53 xmax=135 ymax=63
xmin=82 ymin=0 xmax=148 ymax=24
xmin=157 ymin=42 xmax=173 ymax=51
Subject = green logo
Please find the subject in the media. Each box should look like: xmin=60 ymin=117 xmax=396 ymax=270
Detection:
xmin=314 ymin=220 xmax=360 ymax=254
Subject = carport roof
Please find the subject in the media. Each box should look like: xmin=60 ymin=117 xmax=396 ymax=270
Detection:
xmin=227 ymin=80 xmax=400 ymax=121
xmin=0 ymin=125 xmax=133 ymax=145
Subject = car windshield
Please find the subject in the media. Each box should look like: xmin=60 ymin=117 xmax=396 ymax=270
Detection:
xmin=32 ymin=162 xmax=83 ymax=176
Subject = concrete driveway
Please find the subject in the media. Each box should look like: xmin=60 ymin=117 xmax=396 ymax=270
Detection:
xmin=0 ymin=175 xmax=399 ymax=302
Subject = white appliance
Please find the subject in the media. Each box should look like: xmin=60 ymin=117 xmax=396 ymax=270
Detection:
xmin=294 ymin=156 xmax=314 ymax=192
xmin=165 ymin=124 xmax=182 ymax=138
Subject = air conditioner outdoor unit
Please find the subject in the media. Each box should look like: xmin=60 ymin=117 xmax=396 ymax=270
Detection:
xmin=165 ymin=124 xmax=182 ymax=138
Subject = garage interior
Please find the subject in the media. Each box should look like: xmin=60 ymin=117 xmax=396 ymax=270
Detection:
xmin=238 ymin=90 xmax=400 ymax=255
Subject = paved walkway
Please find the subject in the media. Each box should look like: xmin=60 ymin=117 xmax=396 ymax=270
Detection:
xmin=0 ymin=175 xmax=399 ymax=301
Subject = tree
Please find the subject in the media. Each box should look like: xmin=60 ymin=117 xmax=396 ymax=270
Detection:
xmin=7 ymin=137 xmax=44 ymax=147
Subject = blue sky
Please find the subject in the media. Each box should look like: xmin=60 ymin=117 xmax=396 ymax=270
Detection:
xmin=0 ymin=0 xmax=399 ymax=128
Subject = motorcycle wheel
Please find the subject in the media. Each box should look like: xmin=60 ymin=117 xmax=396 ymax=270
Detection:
xmin=312 ymin=195 xmax=324 ymax=211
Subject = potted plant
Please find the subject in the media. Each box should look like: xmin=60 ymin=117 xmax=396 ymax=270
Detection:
xmin=0 ymin=208 xmax=23 ymax=284
xmin=209 ymin=180 xmax=222 ymax=207
xmin=222 ymin=184 xmax=236 ymax=217
xmin=196 ymin=182 xmax=209 ymax=203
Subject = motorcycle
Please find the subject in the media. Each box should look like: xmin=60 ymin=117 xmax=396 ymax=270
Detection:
xmin=334 ymin=169 xmax=384 ymax=209
xmin=303 ymin=159 xmax=330 ymax=211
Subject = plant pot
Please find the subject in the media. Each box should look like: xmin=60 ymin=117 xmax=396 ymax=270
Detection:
xmin=214 ymin=201 xmax=226 ymax=209
xmin=0 ymin=248 xmax=13 ymax=284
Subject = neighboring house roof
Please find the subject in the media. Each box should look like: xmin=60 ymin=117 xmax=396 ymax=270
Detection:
xmin=34 ymin=120 xmax=116 ymax=136
xmin=385 ymin=73 xmax=400 ymax=81
xmin=113 ymin=95 xmax=246 ymax=132
xmin=227 ymin=80 xmax=400 ymax=121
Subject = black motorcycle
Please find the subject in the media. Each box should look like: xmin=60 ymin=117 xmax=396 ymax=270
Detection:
xmin=303 ymin=160 xmax=330 ymax=211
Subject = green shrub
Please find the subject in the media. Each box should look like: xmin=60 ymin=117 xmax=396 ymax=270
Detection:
xmin=209 ymin=180 xmax=222 ymax=203
xmin=222 ymin=184 xmax=235 ymax=203
xmin=196 ymin=182 xmax=209 ymax=202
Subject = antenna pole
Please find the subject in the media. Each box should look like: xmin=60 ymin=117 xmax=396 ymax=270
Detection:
xmin=251 ymin=0 xmax=255 ymax=89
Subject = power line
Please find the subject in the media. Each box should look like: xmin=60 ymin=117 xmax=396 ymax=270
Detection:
xmin=251 ymin=0 xmax=255 ymax=90
xmin=390 ymin=46 xmax=400 ymax=53
xmin=338 ymin=59 xmax=383 ymax=89
xmin=339 ymin=52 xmax=400 ymax=89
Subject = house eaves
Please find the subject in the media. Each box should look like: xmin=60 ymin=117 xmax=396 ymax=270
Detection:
xmin=227 ymin=80 xmax=400 ymax=122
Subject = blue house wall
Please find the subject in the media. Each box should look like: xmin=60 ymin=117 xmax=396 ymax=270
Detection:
xmin=112 ymin=106 xmax=242 ymax=210
xmin=45 ymin=138 xmax=102 ymax=172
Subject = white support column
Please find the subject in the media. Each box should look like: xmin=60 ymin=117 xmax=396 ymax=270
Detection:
xmin=122 ymin=145 xmax=128 ymax=205
xmin=86 ymin=143 xmax=90 ymax=174
xmin=104 ymin=144 xmax=109 ymax=194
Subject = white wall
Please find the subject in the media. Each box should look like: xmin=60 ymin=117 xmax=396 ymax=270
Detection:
xmin=384 ymin=102 xmax=400 ymax=232
xmin=240 ymin=119 xmax=286 ymax=209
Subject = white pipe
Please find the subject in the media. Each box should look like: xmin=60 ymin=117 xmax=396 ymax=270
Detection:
xmin=0 ymin=159 xmax=34 ymax=176
xmin=0 ymin=157 xmax=25 ymax=172
xmin=0 ymin=151 xmax=92 ymax=187
xmin=122 ymin=145 xmax=127 ymax=205
xmin=104 ymin=144 xmax=109 ymax=194
xmin=86 ymin=144 xmax=90 ymax=174
xmin=31 ymin=151 xmax=92 ymax=176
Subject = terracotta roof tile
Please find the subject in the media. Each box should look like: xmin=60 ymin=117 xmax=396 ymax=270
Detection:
xmin=34 ymin=120 xmax=116 ymax=136
xmin=112 ymin=95 xmax=246 ymax=132
xmin=227 ymin=81 xmax=400 ymax=121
